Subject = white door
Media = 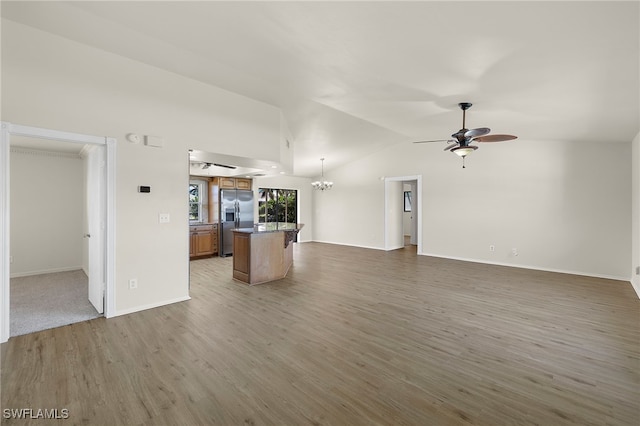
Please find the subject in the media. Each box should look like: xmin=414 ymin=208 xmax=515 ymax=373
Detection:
xmin=86 ymin=145 xmax=105 ymax=313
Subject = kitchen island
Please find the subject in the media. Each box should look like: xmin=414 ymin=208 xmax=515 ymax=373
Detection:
xmin=231 ymin=223 xmax=303 ymax=285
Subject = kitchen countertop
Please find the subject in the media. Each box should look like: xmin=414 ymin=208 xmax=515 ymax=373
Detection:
xmin=231 ymin=223 xmax=302 ymax=284
xmin=233 ymin=223 xmax=304 ymax=234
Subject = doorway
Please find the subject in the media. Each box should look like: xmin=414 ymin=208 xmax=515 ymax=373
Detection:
xmin=0 ymin=122 xmax=116 ymax=343
xmin=403 ymin=183 xmax=417 ymax=247
xmin=9 ymin=139 xmax=101 ymax=336
xmin=384 ymin=175 xmax=422 ymax=254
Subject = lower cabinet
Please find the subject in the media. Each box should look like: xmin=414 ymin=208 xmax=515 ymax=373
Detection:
xmin=189 ymin=224 xmax=218 ymax=259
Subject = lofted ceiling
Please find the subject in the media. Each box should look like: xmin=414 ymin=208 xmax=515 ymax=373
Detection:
xmin=2 ymin=1 xmax=638 ymax=177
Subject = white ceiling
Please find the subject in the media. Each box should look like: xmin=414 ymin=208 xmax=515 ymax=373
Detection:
xmin=2 ymin=1 xmax=638 ymax=177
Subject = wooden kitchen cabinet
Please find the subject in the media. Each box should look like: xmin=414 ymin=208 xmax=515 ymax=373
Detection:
xmin=189 ymin=223 xmax=218 ymax=259
xmin=219 ymin=177 xmax=237 ymax=189
xmin=231 ymin=224 xmax=302 ymax=285
xmin=218 ymin=177 xmax=252 ymax=190
xmin=235 ymin=178 xmax=252 ymax=190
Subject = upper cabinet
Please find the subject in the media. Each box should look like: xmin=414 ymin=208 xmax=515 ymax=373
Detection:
xmin=219 ymin=177 xmax=235 ymax=189
xmin=236 ymin=178 xmax=252 ymax=190
xmin=219 ymin=177 xmax=252 ymax=190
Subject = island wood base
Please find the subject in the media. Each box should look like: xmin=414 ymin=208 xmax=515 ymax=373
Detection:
xmin=232 ymin=229 xmax=296 ymax=285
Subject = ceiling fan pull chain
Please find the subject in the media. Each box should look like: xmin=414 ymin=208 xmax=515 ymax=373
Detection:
xmin=462 ymin=157 xmax=466 ymax=168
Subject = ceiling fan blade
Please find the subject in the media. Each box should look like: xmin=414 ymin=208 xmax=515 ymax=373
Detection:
xmin=473 ymin=134 xmax=518 ymax=143
xmin=413 ymin=139 xmax=452 ymax=144
xmin=464 ymin=127 xmax=491 ymax=139
xmin=444 ymin=143 xmax=458 ymax=151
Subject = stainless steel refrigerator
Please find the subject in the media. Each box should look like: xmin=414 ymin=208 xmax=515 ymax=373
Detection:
xmin=220 ymin=189 xmax=254 ymax=256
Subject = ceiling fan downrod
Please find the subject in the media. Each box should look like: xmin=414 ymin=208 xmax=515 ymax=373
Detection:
xmin=459 ymin=102 xmax=472 ymax=130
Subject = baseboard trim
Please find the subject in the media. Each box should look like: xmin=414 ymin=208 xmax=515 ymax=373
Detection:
xmin=631 ymin=277 xmax=640 ymax=299
xmin=10 ymin=266 xmax=83 ymax=279
xmin=110 ymin=295 xmax=191 ymax=318
xmin=311 ymin=239 xmax=384 ymax=251
xmin=421 ymin=252 xmax=630 ymax=282
xmin=308 ymin=240 xmax=629 ymax=282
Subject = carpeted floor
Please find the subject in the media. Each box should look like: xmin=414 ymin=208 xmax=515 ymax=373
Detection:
xmin=10 ymin=269 xmax=101 ymax=337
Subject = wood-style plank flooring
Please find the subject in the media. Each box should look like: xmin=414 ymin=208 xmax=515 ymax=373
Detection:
xmin=2 ymin=242 xmax=639 ymax=425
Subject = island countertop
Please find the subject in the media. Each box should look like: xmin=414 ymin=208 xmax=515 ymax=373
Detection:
xmin=234 ymin=223 xmax=304 ymax=234
xmin=230 ymin=223 xmax=303 ymax=285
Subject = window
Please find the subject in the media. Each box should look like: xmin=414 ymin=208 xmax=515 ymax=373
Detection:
xmin=189 ymin=183 xmax=203 ymax=222
xmin=258 ymin=188 xmax=297 ymax=225
xmin=404 ymin=191 xmax=412 ymax=212
xmin=189 ymin=179 xmax=211 ymax=223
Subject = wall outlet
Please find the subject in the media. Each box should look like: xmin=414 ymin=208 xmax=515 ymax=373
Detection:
xmin=9 ymin=256 xmax=13 ymax=264
xmin=128 ymin=278 xmax=138 ymax=289
xmin=636 ymin=266 xmax=640 ymax=275
xmin=512 ymin=248 xmax=519 ymax=257
xmin=489 ymin=245 xmax=495 ymax=252
xmin=159 ymin=213 xmax=170 ymax=224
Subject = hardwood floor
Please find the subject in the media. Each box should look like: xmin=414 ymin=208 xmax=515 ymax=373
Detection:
xmin=2 ymin=242 xmax=638 ymax=425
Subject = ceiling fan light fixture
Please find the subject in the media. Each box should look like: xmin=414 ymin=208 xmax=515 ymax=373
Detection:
xmin=451 ymin=146 xmax=477 ymax=157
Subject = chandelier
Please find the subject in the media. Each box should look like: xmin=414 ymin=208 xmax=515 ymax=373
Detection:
xmin=311 ymin=158 xmax=333 ymax=191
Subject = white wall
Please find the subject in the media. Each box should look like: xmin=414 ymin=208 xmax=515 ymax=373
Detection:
xmin=253 ymin=175 xmax=313 ymax=243
xmin=2 ymin=20 xmax=282 ymax=315
xmin=10 ymin=148 xmax=83 ymax=277
xmin=312 ymin=158 xmax=384 ymax=250
xmin=315 ymin=138 xmax=631 ymax=281
xmin=632 ymin=132 xmax=640 ymax=297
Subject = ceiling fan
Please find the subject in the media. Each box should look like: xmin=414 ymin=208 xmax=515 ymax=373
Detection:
xmin=414 ymin=102 xmax=517 ymax=168
xmin=198 ymin=162 xmax=237 ymax=170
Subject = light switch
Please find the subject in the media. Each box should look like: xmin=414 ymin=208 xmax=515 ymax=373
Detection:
xmin=159 ymin=213 xmax=170 ymax=224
